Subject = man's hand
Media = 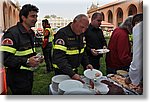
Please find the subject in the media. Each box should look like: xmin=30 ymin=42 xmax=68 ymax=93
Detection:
xmin=91 ymin=49 xmax=98 ymax=56
xmin=125 ymin=77 xmax=131 ymax=84
xmin=27 ymin=56 xmax=40 ymax=67
xmin=86 ymin=64 xmax=93 ymax=70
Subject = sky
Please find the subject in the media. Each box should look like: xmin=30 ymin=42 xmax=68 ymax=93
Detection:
xmin=18 ymin=0 xmax=114 ymax=19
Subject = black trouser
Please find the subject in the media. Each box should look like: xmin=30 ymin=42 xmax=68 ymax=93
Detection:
xmin=88 ymin=56 xmax=101 ymax=70
xmin=42 ymin=42 xmax=53 ymax=72
xmin=6 ymin=69 xmax=33 ymax=95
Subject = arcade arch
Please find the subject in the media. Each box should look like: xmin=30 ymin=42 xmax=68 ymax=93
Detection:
xmin=108 ymin=10 xmax=113 ymax=23
xmin=101 ymin=12 xmax=105 ymax=21
xmin=128 ymin=4 xmax=137 ymax=16
xmin=116 ymin=8 xmax=123 ymax=26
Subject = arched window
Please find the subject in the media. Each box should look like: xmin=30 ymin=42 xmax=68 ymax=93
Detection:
xmin=101 ymin=12 xmax=105 ymax=21
xmin=128 ymin=4 xmax=137 ymax=16
xmin=117 ymin=8 xmax=123 ymax=26
xmin=108 ymin=10 xmax=113 ymax=23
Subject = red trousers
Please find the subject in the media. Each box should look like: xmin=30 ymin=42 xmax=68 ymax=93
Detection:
xmin=0 ymin=68 xmax=7 ymax=95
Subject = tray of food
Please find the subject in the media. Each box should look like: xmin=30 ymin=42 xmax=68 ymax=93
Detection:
xmin=107 ymin=74 xmax=143 ymax=95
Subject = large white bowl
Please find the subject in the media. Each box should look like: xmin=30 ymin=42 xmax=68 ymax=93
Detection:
xmin=51 ymin=75 xmax=70 ymax=92
xmin=84 ymin=69 xmax=103 ymax=80
xmin=58 ymin=80 xmax=83 ymax=95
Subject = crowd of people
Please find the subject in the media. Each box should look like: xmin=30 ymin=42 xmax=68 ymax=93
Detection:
xmin=0 ymin=4 xmax=143 ymax=95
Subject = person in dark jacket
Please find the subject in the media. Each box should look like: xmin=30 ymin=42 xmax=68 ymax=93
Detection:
xmin=53 ymin=14 xmax=93 ymax=82
xmin=85 ymin=12 xmax=107 ymax=70
xmin=0 ymin=4 xmax=43 ymax=95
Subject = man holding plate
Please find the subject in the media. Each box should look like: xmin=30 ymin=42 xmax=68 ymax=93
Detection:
xmin=85 ymin=12 xmax=107 ymax=70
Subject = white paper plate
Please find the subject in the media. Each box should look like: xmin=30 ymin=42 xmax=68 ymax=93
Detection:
xmin=58 ymin=80 xmax=83 ymax=94
xmin=63 ymin=88 xmax=95 ymax=95
xmin=84 ymin=69 xmax=103 ymax=80
xmin=96 ymin=49 xmax=110 ymax=54
xmin=52 ymin=75 xmax=70 ymax=83
xmin=95 ymin=83 xmax=109 ymax=94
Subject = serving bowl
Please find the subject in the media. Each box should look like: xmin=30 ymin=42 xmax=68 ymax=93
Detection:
xmin=58 ymin=79 xmax=83 ymax=95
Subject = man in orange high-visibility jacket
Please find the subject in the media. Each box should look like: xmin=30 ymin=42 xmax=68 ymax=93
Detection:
xmin=42 ymin=19 xmax=54 ymax=73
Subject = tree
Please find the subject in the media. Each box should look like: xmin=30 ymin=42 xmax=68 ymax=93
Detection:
xmin=44 ymin=15 xmax=50 ymax=18
xmin=50 ymin=15 xmax=57 ymax=18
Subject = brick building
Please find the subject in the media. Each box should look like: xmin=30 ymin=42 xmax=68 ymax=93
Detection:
xmin=87 ymin=0 xmax=143 ymax=28
xmin=0 ymin=0 xmax=20 ymax=31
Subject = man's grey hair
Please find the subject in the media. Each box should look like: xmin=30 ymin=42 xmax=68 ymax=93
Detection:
xmin=73 ymin=14 xmax=88 ymax=22
xmin=119 ymin=16 xmax=133 ymax=34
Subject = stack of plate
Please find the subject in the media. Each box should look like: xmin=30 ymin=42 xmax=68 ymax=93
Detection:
xmin=51 ymin=75 xmax=70 ymax=92
xmin=63 ymin=88 xmax=95 ymax=95
xmin=58 ymin=80 xmax=83 ymax=95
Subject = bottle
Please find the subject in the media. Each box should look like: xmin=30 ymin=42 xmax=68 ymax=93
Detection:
xmin=90 ymin=79 xmax=94 ymax=89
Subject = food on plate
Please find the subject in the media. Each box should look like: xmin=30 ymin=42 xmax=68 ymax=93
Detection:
xmin=110 ymin=74 xmax=143 ymax=94
xmin=101 ymin=80 xmax=125 ymax=95
xmin=95 ymin=72 xmax=101 ymax=77
xmin=110 ymin=75 xmax=127 ymax=87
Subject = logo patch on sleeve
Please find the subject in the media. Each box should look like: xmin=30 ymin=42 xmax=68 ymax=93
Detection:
xmin=1 ymin=38 xmax=13 ymax=45
xmin=55 ymin=39 xmax=65 ymax=45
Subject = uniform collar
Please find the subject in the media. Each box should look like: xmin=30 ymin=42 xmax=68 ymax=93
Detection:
xmin=17 ymin=22 xmax=34 ymax=34
xmin=67 ymin=22 xmax=76 ymax=37
xmin=67 ymin=22 xmax=84 ymax=37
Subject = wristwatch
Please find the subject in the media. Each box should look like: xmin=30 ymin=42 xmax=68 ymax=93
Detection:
xmin=26 ymin=58 xmax=30 ymax=66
